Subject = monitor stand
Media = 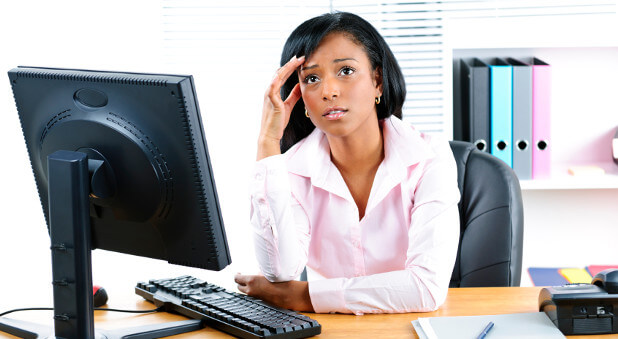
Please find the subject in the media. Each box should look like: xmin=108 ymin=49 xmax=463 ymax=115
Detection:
xmin=0 ymin=150 xmax=204 ymax=339
xmin=0 ymin=317 xmax=203 ymax=339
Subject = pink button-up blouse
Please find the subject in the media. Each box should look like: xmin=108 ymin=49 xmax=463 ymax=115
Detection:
xmin=250 ymin=116 xmax=460 ymax=315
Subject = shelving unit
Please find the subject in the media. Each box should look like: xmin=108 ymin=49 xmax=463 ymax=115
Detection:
xmin=452 ymin=46 xmax=618 ymax=190
xmin=443 ymin=8 xmax=618 ymax=287
xmin=444 ymin=8 xmax=618 ymax=191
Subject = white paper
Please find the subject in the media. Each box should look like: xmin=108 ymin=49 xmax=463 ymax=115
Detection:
xmin=411 ymin=312 xmax=565 ymax=339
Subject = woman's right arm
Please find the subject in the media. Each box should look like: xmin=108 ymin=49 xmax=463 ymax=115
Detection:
xmin=257 ymin=55 xmax=305 ymax=160
xmin=250 ymin=158 xmax=310 ymax=282
xmin=251 ymin=55 xmax=310 ymax=282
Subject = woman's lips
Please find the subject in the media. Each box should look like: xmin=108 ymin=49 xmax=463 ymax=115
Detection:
xmin=322 ymin=107 xmax=347 ymax=121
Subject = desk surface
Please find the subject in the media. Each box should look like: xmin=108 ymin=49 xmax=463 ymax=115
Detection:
xmin=2 ymin=287 xmax=616 ymax=338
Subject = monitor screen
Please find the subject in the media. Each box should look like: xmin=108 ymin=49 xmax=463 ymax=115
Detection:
xmin=8 ymin=66 xmax=231 ymax=271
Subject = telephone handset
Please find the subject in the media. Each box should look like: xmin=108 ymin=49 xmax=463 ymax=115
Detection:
xmin=592 ymin=269 xmax=618 ymax=294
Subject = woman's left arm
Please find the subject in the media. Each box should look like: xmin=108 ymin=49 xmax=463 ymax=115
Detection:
xmin=306 ymin=138 xmax=461 ymax=314
xmin=308 ymin=202 xmax=459 ymax=314
xmin=235 ymin=192 xmax=458 ymax=315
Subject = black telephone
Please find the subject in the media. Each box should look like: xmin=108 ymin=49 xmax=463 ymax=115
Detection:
xmin=539 ymin=269 xmax=618 ymax=335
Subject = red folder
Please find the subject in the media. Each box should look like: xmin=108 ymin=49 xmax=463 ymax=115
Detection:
xmin=587 ymin=265 xmax=618 ymax=277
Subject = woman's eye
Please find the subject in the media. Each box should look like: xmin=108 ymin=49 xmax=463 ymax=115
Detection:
xmin=304 ymin=75 xmax=319 ymax=84
xmin=339 ymin=67 xmax=355 ymax=76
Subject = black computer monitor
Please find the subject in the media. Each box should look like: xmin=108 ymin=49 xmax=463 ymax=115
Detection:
xmin=3 ymin=66 xmax=232 ymax=338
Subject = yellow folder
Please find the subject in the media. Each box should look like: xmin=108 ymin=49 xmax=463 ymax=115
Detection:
xmin=559 ymin=268 xmax=592 ymax=283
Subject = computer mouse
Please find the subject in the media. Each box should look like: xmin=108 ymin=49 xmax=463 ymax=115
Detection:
xmin=591 ymin=269 xmax=618 ymax=294
xmin=93 ymin=285 xmax=109 ymax=307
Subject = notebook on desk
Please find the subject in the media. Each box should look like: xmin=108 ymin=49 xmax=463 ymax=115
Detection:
xmin=411 ymin=312 xmax=565 ymax=339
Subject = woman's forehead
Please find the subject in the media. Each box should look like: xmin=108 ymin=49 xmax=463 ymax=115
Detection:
xmin=305 ymin=32 xmax=369 ymax=64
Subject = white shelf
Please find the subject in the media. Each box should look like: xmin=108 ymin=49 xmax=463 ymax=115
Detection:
xmin=520 ymin=162 xmax=618 ymax=190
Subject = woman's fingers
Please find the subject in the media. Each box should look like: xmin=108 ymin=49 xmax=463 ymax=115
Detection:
xmin=234 ymin=273 xmax=252 ymax=286
xmin=235 ymin=274 xmax=266 ymax=297
xmin=234 ymin=273 xmax=250 ymax=293
xmin=267 ymin=56 xmax=305 ymax=103
xmin=283 ymin=83 xmax=302 ymax=116
xmin=275 ymin=56 xmax=305 ymax=86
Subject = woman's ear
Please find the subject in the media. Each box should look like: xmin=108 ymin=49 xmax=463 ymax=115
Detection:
xmin=373 ymin=66 xmax=383 ymax=97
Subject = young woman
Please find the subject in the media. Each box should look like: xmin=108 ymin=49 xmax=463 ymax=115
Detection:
xmin=235 ymin=12 xmax=460 ymax=315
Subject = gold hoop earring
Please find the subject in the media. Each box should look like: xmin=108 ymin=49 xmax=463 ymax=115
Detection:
xmin=305 ymin=109 xmax=309 ymax=118
xmin=375 ymin=96 xmax=381 ymax=105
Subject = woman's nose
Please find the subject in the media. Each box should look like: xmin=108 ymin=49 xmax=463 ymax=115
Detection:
xmin=321 ymin=77 xmax=339 ymax=101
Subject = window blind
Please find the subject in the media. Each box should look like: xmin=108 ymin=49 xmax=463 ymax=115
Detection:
xmin=162 ymin=0 xmax=330 ymax=79
xmin=162 ymin=0 xmax=617 ymax=139
xmin=332 ymin=1 xmax=447 ymax=134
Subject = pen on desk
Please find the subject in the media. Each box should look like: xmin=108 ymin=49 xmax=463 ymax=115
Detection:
xmin=476 ymin=321 xmax=494 ymax=339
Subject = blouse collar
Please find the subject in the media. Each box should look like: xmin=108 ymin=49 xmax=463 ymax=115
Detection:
xmin=284 ymin=116 xmax=436 ymax=201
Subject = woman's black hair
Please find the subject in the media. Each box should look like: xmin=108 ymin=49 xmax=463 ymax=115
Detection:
xmin=279 ymin=12 xmax=406 ymax=153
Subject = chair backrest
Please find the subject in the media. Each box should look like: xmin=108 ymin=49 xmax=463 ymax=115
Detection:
xmin=448 ymin=141 xmax=524 ymax=287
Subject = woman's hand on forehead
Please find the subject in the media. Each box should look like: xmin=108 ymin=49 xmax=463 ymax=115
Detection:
xmin=257 ymin=55 xmax=305 ymax=160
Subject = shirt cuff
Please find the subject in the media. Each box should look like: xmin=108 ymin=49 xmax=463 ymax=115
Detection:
xmin=255 ymin=152 xmax=286 ymax=169
xmin=251 ymin=154 xmax=287 ymax=195
xmin=308 ymin=278 xmax=347 ymax=314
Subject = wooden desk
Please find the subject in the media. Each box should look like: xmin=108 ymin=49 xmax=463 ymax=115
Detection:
xmin=2 ymin=287 xmax=616 ymax=338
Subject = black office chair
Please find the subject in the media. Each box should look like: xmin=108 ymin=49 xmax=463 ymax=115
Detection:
xmin=448 ymin=140 xmax=524 ymax=287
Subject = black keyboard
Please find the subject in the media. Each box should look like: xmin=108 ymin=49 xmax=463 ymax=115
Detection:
xmin=135 ymin=276 xmax=321 ymax=338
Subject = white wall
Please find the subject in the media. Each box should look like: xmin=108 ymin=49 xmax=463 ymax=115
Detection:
xmin=520 ymin=189 xmax=618 ymax=286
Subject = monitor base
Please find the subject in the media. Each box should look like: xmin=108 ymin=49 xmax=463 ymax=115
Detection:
xmin=0 ymin=316 xmax=203 ymax=339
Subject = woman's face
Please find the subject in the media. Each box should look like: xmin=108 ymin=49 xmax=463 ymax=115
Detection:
xmin=298 ymin=32 xmax=382 ymax=139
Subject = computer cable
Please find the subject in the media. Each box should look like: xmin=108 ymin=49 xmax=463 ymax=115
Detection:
xmin=0 ymin=306 xmax=164 ymax=317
